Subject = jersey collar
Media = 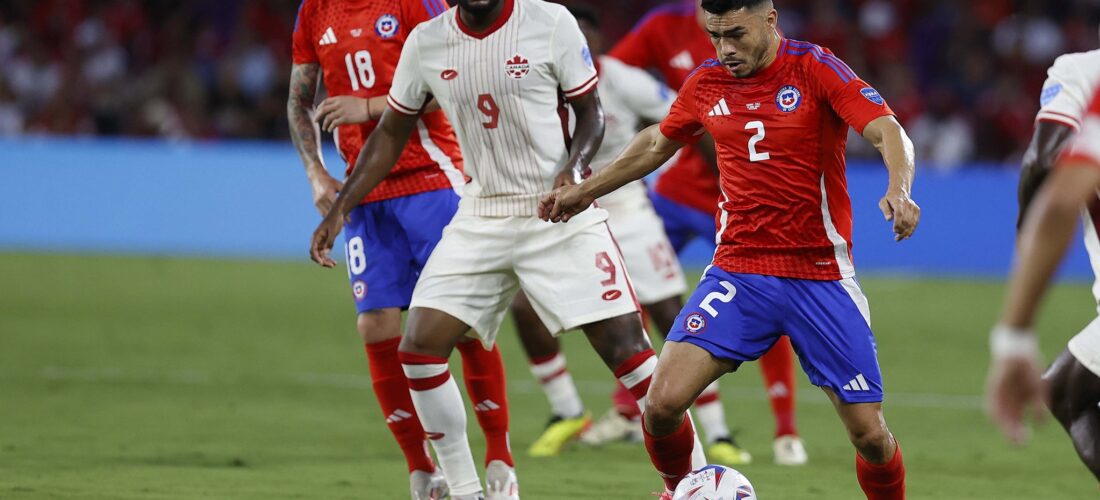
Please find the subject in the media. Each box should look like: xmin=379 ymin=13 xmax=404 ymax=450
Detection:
xmin=456 ymin=0 xmax=515 ymax=40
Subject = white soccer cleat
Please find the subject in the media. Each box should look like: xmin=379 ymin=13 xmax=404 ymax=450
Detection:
xmin=773 ymin=435 xmax=808 ymax=466
xmin=579 ymin=409 xmax=642 ymax=446
xmin=484 ymin=460 xmax=519 ymax=500
xmin=410 ymin=469 xmax=449 ymax=500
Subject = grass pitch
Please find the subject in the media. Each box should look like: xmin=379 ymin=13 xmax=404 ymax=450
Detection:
xmin=1 ymin=252 xmax=1097 ymax=499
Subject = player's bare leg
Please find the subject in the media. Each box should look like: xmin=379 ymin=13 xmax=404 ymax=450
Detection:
xmin=399 ymin=308 xmax=507 ymax=499
xmin=823 ymin=388 xmax=905 ymax=500
xmin=647 ymin=295 xmax=753 ymax=465
xmin=1043 ymin=350 xmax=1100 ymax=482
xmin=510 ymin=292 xmax=591 ymax=457
xmin=642 ymin=340 xmax=732 ymax=494
xmin=357 ymin=308 xmax=448 ymax=499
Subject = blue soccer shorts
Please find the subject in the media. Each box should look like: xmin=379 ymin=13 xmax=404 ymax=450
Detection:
xmin=342 ymin=188 xmax=459 ymax=313
xmin=649 ymin=190 xmax=717 ymax=254
xmin=667 ymin=266 xmax=884 ymax=404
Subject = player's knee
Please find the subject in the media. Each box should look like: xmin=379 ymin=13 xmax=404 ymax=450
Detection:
xmin=847 ymin=425 xmax=892 ymax=461
xmin=644 ymin=390 xmax=692 ymax=432
xmin=357 ymin=311 xmax=401 ymax=344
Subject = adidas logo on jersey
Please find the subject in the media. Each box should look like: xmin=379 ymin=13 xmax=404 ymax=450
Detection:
xmin=474 ymin=399 xmax=501 ymax=412
xmin=318 ymin=26 xmax=337 ymax=45
xmin=707 ymin=98 xmax=732 ymax=117
xmin=670 ymin=50 xmax=694 ymax=70
xmin=385 ymin=409 xmax=414 ymax=423
xmin=842 ymin=374 xmax=870 ymax=392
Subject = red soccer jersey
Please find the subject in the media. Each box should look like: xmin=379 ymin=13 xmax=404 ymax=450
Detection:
xmin=609 ymin=1 xmax=721 ymax=214
xmin=659 ymin=39 xmax=894 ymax=280
xmin=292 ymin=0 xmax=464 ymax=204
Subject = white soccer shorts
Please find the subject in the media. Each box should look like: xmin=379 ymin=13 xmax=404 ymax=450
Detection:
xmin=598 ymin=183 xmax=687 ymax=305
xmin=1068 ymin=316 xmax=1100 ymax=377
xmin=409 ymin=207 xmax=640 ymax=345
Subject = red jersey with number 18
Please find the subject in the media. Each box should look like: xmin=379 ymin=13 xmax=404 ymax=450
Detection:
xmin=292 ymin=0 xmax=464 ymax=204
xmin=660 ymin=39 xmax=894 ymax=281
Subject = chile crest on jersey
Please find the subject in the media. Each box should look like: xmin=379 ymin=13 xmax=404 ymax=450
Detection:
xmin=375 ymin=14 xmax=399 ymax=39
xmin=775 ymin=85 xmax=801 ymax=112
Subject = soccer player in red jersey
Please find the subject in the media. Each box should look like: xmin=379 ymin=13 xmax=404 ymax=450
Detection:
xmin=577 ymin=0 xmax=804 ymax=466
xmin=541 ymin=0 xmax=919 ymax=498
xmin=288 ymin=1 xmax=512 ymax=497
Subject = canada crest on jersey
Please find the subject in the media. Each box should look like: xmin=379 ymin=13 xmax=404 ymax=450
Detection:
xmin=505 ymin=54 xmax=530 ymax=79
xmin=375 ymin=14 xmax=398 ymax=39
xmin=775 ymin=85 xmax=802 ymax=112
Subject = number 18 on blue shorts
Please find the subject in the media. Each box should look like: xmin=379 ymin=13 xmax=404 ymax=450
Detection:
xmin=667 ymin=267 xmax=885 ymax=404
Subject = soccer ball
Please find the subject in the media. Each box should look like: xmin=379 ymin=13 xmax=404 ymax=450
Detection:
xmin=672 ymin=464 xmax=757 ymax=500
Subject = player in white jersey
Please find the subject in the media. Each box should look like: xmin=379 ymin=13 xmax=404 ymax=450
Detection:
xmin=513 ymin=5 xmax=691 ymax=458
xmin=309 ymin=0 xmax=704 ymax=498
xmin=987 ymin=39 xmax=1100 ymax=485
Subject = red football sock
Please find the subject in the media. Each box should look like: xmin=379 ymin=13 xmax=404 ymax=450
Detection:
xmin=856 ymin=441 xmax=906 ymax=500
xmin=759 ymin=336 xmax=798 ymax=437
xmin=612 ymin=381 xmax=642 ymax=420
xmin=456 ymin=340 xmax=513 ymax=467
xmin=364 ymin=337 xmax=435 ymax=473
xmin=643 ymin=416 xmax=696 ymax=492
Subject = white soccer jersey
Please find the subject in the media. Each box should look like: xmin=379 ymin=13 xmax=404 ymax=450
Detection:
xmin=1036 ymin=49 xmax=1100 ymax=132
xmin=1038 ymin=51 xmax=1100 ymax=306
xmin=387 ymin=0 xmax=598 ymax=216
xmin=574 ymin=55 xmax=676 ymax=205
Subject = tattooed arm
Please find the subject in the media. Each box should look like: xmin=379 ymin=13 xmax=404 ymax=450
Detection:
xmin=287 ymin=62 xmax=343 ymax=215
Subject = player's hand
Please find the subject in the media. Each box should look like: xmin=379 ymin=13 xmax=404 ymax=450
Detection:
xmin=985 ymin=354 xmax=1047 ymax=445
xmin=879 ymin=189 xmax=920 ymax=241
xmin=310 ymin=210 xmax=344 ymax=268
xmin=539 ymin=183 xmax=595 ymax=223
xmin=553 ymin=166 xmax=579 ymax=189
xmin=309 ymin=172 xmax=343 ymax=216
xmin=316 ymin=96 xmax=371 ymax=133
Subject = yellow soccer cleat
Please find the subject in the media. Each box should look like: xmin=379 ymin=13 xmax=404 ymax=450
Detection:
xmin=707 ymin=436 xmax=753 ymax=465
xmin=527 ymin=411 xmax=592 ymax=457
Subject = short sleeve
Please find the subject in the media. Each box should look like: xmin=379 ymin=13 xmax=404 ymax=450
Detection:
xmin=1058 ymin=90 xmax=1100 ymax=169
xmin=658 ymin=78 xmax=703 ymax=144
xmin=607 ymin=17 xmax=656 ymax=69
xmin=386 ymin=29 xmax=429 ymax=115
xmin=552 ymin=11 xmax=598 ymax=99
xmin=291 ymin=0 xmax=317 ymax=64
xmin=615 ymin=60 xmax=676 ymax=123
xmin=1036 ymin=55 xmax=1090 ymax=131
xmin=814 ymin=49 xmax=894 ymax=135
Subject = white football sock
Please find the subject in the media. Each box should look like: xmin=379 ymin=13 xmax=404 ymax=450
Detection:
xmin=694 ymin=381 xmax=731 ymax=444
xmin=529 ymin=353 xmax=584 ymax=418
xmin=403 ymin=361 xmax=482 ymax=496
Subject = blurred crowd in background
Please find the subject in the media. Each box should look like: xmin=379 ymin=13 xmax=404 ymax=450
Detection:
xmin=0 ymin=0 xmax=1098 ymax=168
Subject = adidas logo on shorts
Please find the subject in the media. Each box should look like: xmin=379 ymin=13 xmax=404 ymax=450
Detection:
xmin=842 ymin=374 xmax=870 ymax=392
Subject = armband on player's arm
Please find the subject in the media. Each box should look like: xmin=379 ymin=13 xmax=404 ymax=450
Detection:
xmin=581 ymin=124 xmax=683 ymax=200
